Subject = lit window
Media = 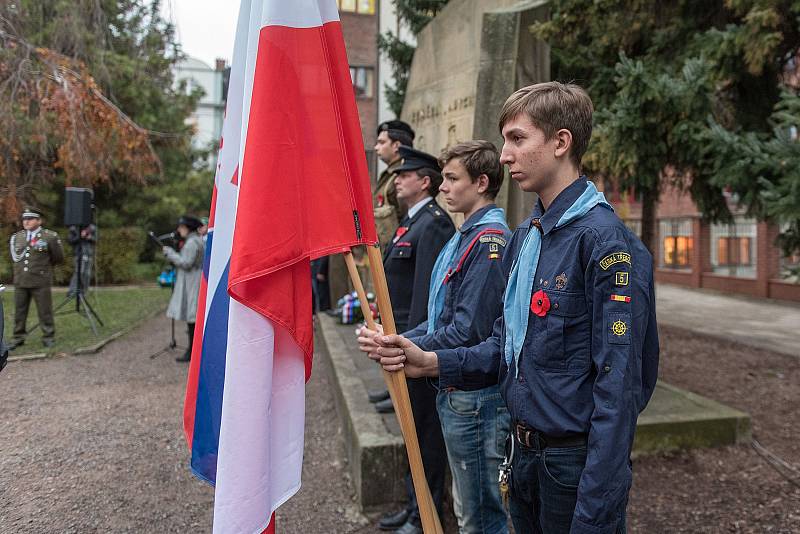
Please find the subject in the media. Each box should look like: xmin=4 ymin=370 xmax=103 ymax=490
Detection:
xmin=659 ymin=219 xmax=693 ymax=269
xmin=338 ymin=0 xmax=374 ymax=14
xmin=349 ymin=66 xmax=374 ymax=98
xmin=710 ymin=217 xmax=757 ymax=278
xmin=716 ymin=237 xmax=752 ymax=266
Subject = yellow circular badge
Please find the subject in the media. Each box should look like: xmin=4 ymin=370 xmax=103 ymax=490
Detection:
xmin=612 ymin=319 xmax=627 ymax=336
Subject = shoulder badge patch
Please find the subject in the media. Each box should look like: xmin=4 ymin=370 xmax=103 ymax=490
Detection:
xmin=615 ymin=272 xmax=629 ymax=286
xmin=479 ymin=235 xmax=507 ymax=247
xmin=600 ymin=251 xmax=631 ymax=270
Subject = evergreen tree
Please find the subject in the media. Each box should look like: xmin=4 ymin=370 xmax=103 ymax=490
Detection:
xmin=532 ymin=0 xmax=800 ymax=254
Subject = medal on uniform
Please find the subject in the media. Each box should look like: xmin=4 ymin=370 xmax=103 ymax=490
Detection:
xmin=392 ymin=226 xmax=408 ymax=244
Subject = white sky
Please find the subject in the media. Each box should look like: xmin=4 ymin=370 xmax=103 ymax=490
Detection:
xmin=160 ymin=0 xmax=239 ymax=68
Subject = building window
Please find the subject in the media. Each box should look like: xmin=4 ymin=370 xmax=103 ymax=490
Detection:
xmin=350 ymin=66 xmax=374 ymax=98
xmin=716 ymin=237 xmax=752 ymax=266
xmin=710 ymin=217 xmax=757 ymax=278
xmin=338 ymin=0 xmax=374 ymax=14
xmin=659 ymin=219 xmax=693 ymax=269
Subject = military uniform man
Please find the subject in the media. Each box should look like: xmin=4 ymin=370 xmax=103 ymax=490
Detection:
xmin=373 ymin=83 xmax=660 ymax=534
xmin=9 ymin=208 xmax=64 ymax=349
xmin=373 ymin=120 xmax=415 ymax=251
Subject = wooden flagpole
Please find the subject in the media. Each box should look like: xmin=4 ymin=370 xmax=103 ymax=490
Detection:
xmin=343 ymin=249 xmax=442 ymax=534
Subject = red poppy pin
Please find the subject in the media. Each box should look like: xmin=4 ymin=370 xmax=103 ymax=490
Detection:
xmin=395 ymin=226 xmax=409 ymax=239
xmin=377 ymin=194 xmax=385 ymax=207
xmin=530 ymin=289 xmax=550 ymax=317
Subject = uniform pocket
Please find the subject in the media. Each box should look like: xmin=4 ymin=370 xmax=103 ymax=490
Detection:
xmin=536 ymin=291 xmax=590 ymax=372
xmin=389 ymin=245 xmax=413 ymax=260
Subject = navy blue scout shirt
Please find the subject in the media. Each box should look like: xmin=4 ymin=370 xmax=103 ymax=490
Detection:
xmin=435 ymin=178 xmax=659 ymax=534
xmin=403 ymin=204 xmax=511 ymax=351
xmin=383 ymin=199 xmax=455 ymax=332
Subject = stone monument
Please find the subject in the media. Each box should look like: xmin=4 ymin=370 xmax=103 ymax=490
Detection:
xmin=401 ymin=0 xmax=550 ymax=227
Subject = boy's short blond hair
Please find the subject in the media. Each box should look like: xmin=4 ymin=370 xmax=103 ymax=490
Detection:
xmin=498 ymin=82 xmax=593 ymax=167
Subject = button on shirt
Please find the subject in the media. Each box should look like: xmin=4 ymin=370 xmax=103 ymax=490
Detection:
xmin=403 ymin=204 xmax=511 ymax=359
xmin=435 ymin=178 xmax=659 ymax=534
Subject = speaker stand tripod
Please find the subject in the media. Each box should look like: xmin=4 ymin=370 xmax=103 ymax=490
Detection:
xmin=148 ymin=317 xmax=183 ymax=359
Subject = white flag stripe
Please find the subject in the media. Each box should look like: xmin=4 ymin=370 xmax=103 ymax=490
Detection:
xmin=213 ymin=302 xmax=305 ymax=534
xmin=258 ymin=0 xmax=339 ymax=28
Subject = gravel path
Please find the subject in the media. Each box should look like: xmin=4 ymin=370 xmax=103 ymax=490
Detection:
xmin=0 ymin=315 xmax=372 ymax=533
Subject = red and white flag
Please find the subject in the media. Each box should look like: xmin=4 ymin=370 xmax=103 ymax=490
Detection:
xmin=183 ymin=1 xmax=377 ymax=532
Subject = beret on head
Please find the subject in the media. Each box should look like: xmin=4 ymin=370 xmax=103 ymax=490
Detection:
xmin=377 ymin=119 xmax=415 ymax=140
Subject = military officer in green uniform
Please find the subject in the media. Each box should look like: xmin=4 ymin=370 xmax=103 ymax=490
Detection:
xmin=373 ymin=120 xmax=415 ymax=251
xmin=8 ymin=208 xmax=64 ymax=349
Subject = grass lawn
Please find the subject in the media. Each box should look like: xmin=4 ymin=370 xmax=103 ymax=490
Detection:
xmin=2 ymin=286 xmax=171 ymax=356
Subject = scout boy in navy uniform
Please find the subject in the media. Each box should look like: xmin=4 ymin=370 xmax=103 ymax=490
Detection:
xmin=377 ymin=145 xmax=454 ymax=534
xmin=360 ymin=140 xmax=513 ymax=533
xmin=371 ymin=82 xmax=660 ymax=534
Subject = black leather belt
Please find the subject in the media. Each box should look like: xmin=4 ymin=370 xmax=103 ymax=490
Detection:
xmin=514 ymin=422 xmax=587 ymax=450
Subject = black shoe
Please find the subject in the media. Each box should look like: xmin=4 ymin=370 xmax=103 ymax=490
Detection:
xmin=368 ymin=389 xmax=390 ymax=403
xmin=175 ymin=350 xmax=191 ymax=362
xmin=42 ymin=339 xmax=54 ymax=348
xmin=7 ymin=340 xmax=24 ymax=351
xmin=394 ymin=520 xmax=422 ymax=534
xmin=378 ymin=509 xmax=409 ymax=531
xmin=374 ymin=398 xmax=394 ymax=414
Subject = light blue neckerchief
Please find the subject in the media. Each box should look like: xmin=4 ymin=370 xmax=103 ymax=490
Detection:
xmin=426 ymin=207 xmax=509 ymax=333
xmin=502 ymin=181 xmax=612 ymax=374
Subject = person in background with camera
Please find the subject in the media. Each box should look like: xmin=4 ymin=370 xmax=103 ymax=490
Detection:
xmin=67 ymin=224 xmax=97 ymax=297
xmin=162 ymin=215 xmax=205 ymax=363
xmin=8 ymin=207 xmax=64 ymax=350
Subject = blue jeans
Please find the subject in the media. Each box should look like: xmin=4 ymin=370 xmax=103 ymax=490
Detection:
xmin=508 ymin=441 xmax=626 ymax=534
xmin=436 ymin=385 xmax=510 ymax=534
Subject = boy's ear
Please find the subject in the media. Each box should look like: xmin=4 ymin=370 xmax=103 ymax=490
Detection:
xmin=554 ymin=128 xmax=573 ymax=159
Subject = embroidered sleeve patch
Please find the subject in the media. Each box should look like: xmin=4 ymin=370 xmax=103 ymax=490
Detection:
xmin=599 ymin=251 xmax=631 ymax=270
xmin=479 ymin=235 xmax=507 ymax=247
xmin=607 ymin=312 xmax=631 ymax=345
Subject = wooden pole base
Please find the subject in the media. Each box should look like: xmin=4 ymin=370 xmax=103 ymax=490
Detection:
xmin=343 ymin=249 xmax=442 ymax=534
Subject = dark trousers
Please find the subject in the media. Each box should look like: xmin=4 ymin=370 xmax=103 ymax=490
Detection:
xmin=14 ymin=286 xmax=55 ymax=342
xmin=509 ymin=442 xmax=626 ymax=534
xmin=405 ymin=377 xmax=447 ymax=525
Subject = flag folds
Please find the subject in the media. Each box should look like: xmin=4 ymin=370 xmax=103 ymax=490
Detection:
xmin=183 ymin=1 xmax=377 ymax=532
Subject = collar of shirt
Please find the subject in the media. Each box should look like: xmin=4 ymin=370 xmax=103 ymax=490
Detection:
xmin=27 ymin=229 xmax=40 ymax=242
xmin=459 ymin=203 xmax=497 ymax=234
xmin=406 ymin=196 xmax=432 ymax=220
xmin=531 ymin=177 xmax=589 ymax=234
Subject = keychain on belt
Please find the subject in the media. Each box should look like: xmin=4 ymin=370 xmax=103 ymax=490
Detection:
xmin=498 ymin=433 xmax=515 ymax=508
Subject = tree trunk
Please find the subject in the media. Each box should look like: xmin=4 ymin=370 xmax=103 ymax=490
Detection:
xmin=640 ymin=186 xmax=658 ymax=256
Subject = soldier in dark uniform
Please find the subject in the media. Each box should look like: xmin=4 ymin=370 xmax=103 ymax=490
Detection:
xmin=373 ymin=83 xmax=660 ymax=534
xmin=8 ymin=208 xmax=65 ymax=349
xmin=373 ymin=120 xmax=415 ymax=251
xmin=376 ymin=146 xmax=454 ymax=534
xmin=368 ymin=121 xmax=417 ymax=407
xmin=360 ymin=141 xmax=513 ymax=533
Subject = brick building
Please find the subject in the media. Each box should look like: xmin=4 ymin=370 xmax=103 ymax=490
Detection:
xmin=337 ymin=0 xmax=379 ymax=177
xmin=614 ymin=185 xmax=800 ymax=302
